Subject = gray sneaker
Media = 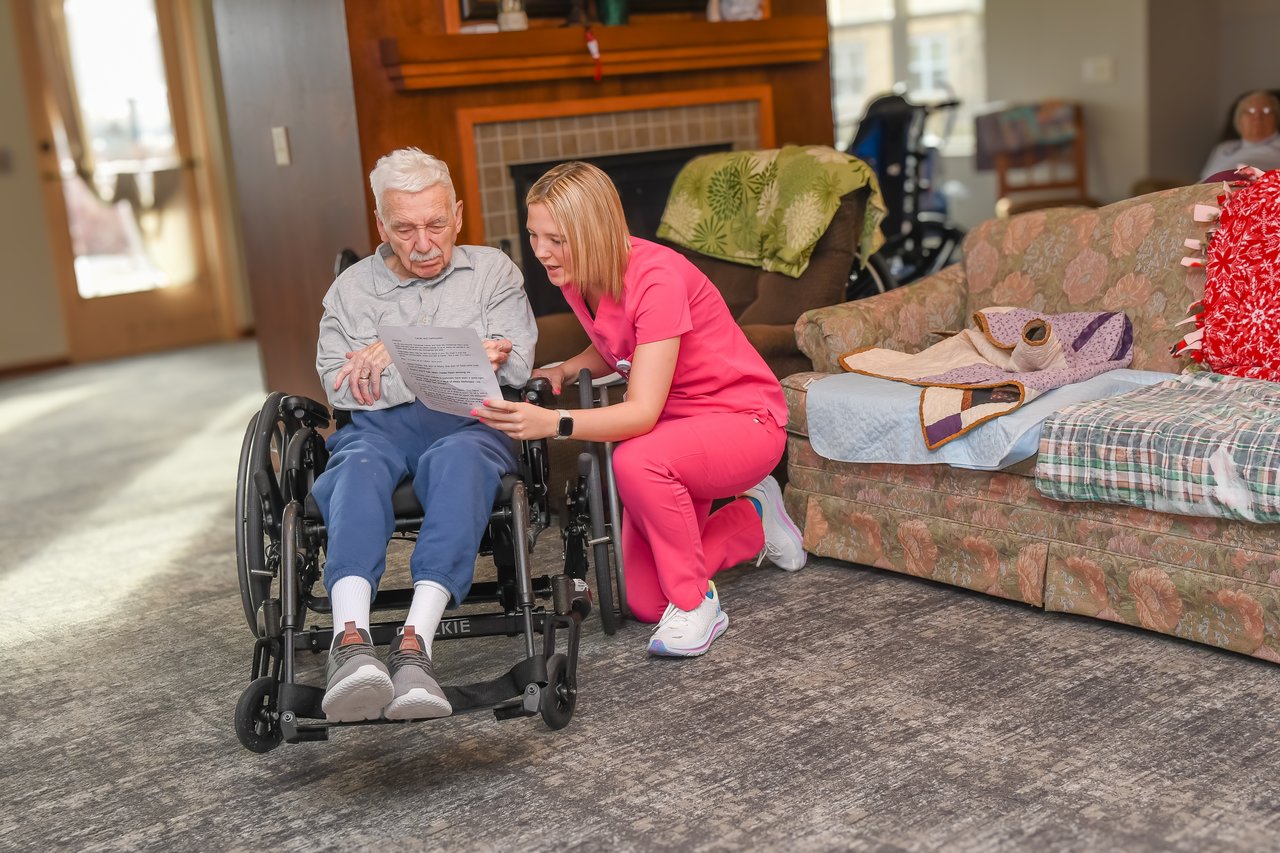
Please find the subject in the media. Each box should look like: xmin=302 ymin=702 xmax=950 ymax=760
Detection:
xmin=321 ymin=622 xmax=393 ymax=722
xmin=384 ymin=626 xmax=452 ymax=721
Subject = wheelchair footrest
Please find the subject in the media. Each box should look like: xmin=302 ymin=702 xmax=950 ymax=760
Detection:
xmin=445 ymin=654 xmax=547 ymax=713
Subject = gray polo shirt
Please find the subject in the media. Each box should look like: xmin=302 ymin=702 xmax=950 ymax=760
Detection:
xmin=316 ymin=243 xmax=537 ymax=410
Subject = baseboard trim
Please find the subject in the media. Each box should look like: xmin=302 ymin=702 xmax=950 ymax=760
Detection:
xmin=0 ymin=357 xmax=72 ymax=380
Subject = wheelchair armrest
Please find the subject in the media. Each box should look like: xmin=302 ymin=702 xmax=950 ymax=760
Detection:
xmin=521 ymin=377 xmax=555 ymax=409
xmin=499 ymin=378 xmax=554 ymax=408
xmin=280 ymin=395 xmax=331 ymax=429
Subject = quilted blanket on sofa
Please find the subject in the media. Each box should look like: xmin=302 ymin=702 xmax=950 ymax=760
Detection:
xmin=1036 ymin=372 xmax=1280 ymax=522
xmin=839 ymin=307 xmax=1134 ymax=449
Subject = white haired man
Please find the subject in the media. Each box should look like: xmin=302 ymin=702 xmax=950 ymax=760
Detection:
xmin=311 ymin=147 xmax=536 ymax=722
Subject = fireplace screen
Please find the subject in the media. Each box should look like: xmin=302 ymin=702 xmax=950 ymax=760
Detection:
xmin=508 ymin=143 xmax=730 ymax=315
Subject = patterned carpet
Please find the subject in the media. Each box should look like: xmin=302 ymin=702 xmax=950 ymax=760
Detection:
xmin=2 ymin=341 xmax=1279 ymax=852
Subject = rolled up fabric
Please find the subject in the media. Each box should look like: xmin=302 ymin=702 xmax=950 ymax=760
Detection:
xmin=1010 ymin=318 xmax=1068 ymax=372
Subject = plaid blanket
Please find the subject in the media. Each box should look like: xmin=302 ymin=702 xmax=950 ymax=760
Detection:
xmin=1036 ymin=372 xmax=1280 ymax=522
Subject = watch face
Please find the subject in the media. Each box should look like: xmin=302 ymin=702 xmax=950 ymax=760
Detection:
xmin=558 ymin=415 xmax=574 ymax=437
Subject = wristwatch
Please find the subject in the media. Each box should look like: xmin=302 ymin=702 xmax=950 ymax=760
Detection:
xmin=554 ymin=409 xmax=574 ymax=440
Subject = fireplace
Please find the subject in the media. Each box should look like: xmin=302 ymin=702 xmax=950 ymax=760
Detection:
xmin=508 ymin=143 xmax=731 ymax=316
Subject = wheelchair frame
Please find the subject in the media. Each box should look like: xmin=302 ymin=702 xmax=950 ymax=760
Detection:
xmin=233 ymin=378 xmax=623 ymax=752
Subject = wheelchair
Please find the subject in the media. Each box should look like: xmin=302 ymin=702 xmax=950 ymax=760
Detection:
xmin=232 ymin=375 xmax=623 ymax=753
xmin=845 ymin=90 xmax=967 ymax=297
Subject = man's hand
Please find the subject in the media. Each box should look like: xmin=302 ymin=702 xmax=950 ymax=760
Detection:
xmin=334 ymin=340 xmax=392 ymax=406
xmin=482 ymin=337 xmax=513 ymax=371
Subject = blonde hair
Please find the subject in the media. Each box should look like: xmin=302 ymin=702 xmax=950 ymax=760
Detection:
xmin=526 ymin=162 xmax=630 ymax=299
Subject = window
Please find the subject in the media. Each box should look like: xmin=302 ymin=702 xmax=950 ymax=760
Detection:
xmin=829 ymin=0 xmax=985 ymax=155
xmin=907 ymin=34 xmax=946 ymax=93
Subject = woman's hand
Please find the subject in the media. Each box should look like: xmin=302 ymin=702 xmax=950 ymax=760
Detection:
xmin=474 ymin=398 xmax=559 ymax=441
xmin=335 ymin=341 xmax=392 ymax=406
xmin=530 ymin=364 xmax=569 ymax=395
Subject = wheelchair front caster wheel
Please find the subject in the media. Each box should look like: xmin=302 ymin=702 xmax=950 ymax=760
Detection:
xmin=235 ymin=676 xmax=283 ymax=753
xmin=539 ymin=653 xmax=576 ymax=731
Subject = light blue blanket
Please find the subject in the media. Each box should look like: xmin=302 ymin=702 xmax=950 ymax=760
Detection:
xmin=805 ymin=368 xmax=1174 ymax=470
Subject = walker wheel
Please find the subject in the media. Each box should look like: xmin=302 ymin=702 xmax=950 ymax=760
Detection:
xmin=539 ymin=654 xmax=576 ymax=731
xmin=235 ymin=676 xmax=283 ymax=753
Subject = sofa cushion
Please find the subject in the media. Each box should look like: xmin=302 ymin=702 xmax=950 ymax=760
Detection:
xmin=786 ymin=437 xmax=1280 ymax=589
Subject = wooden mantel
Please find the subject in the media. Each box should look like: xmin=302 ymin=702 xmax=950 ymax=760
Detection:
xmin=380 ymin=18 xmax=828 ymax=90
xmin=343 ymin=0 xmax=835 ymax=254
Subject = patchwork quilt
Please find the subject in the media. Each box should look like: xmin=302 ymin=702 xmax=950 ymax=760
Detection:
xmin=1036 ymin=372 xmax=1280 ymax=522
xmin=839 ymin=307 xmax=1133 ymax=449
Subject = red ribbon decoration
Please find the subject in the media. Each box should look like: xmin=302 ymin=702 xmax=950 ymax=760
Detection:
xmin=585 ymin=26 xmax=602 ymax=82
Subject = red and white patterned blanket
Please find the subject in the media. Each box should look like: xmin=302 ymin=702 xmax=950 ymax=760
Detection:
xmin=1174 ymin=169 xmax=1280 ymax=379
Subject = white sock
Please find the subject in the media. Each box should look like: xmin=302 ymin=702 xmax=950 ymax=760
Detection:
xmin=330 ymin=576 xmax=372 ymax=635
xmin=405 ymin=580 xmax=451 ymax=657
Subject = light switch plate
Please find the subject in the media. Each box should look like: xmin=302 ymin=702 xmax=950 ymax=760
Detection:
xmin=271 ymin=126 xmax=291 ymax=166
xmin=1082 ymin=55 xmax=1114 ymax=84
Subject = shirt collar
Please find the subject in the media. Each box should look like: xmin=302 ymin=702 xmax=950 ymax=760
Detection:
xmin=372 ymin=243 xmax=475 ymax=295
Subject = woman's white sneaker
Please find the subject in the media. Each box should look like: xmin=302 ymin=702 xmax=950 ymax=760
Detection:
xmin=647 ymin=582 xmax=729 ymax=657
xmin=745 ymin=475 xmax=807 ymax=571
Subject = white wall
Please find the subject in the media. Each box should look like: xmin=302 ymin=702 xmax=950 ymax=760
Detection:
xmin=0 ymin=0 xmax=69 ymax=369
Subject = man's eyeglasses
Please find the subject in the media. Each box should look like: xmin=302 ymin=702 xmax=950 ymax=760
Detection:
xmin=1242 ymin=106 xmax=1276 ymax=117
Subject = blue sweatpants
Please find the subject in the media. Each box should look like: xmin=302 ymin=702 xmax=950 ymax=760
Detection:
xmin=309 ymin=402 xmax=517 ymax=606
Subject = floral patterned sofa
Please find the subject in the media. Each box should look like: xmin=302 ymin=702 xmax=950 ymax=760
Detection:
xmin=782 ymin=182 xmax=1280 ymax=663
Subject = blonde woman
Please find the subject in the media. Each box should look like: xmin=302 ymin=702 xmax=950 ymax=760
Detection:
xmin=477 ymin=161 xmax=805 ymax=656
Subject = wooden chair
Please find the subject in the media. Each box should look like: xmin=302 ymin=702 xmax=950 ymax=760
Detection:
xmin=988 ymin=102 xmax=1100 ymax=217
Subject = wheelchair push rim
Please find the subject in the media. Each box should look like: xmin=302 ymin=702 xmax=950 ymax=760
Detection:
xmin=235 ymin=392 xmax=287 ymax=638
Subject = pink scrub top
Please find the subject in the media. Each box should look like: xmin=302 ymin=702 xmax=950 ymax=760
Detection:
xmin=560 ymin=237 xmax=787 ymax=425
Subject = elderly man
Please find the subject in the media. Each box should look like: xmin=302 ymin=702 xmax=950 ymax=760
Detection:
xmin=311 ymin=147 xmax=536 ymax=723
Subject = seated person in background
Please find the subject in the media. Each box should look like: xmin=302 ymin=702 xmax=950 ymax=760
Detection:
xmin=1200 ymin=90 xmax=1280 ymax=180
xmin=478 ymin=161 xmax=806 ymax=659
xmin=312 ymin=147 xmax=536 ymax=722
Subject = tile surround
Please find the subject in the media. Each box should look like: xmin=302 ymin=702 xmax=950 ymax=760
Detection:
xmin=474 ymin=101 xmax=759 ymax=265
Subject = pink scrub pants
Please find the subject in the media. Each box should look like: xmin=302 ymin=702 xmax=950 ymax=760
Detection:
xmin=611 ymin=410 xmax=785 ymax=622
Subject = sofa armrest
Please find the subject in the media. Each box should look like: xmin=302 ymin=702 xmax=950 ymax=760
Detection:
xmin=795 ymin=263 xmax=969 ymax=373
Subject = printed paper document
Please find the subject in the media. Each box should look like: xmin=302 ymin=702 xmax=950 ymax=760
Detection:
xmin=377 ymin=325 xmax=501 ymax=418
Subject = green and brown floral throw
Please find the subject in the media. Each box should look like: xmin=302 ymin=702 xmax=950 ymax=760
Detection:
xmin=656 ymin=145 xmax=886 ymax=278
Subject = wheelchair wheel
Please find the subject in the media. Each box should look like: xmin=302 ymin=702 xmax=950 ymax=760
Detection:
xmin=846 ymin=252 xmax=897 ymax=302
xmin=235 ymin=392 xmax=287 ymax=637
xmin=539 ymin=653 xmax=576 ymax=731
xmin=563 ymin=461 xmax=618 ymax=635
xmin=235 ymin=676 xmax=283 ymax=753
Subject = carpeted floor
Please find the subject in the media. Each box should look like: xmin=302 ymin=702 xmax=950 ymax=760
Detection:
xmin=2 ymin=341 xmax=1279 ymax=852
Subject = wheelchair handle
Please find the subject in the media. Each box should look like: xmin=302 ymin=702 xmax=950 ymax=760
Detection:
xmin=577 ymin=368 xmax=593 ymax=411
